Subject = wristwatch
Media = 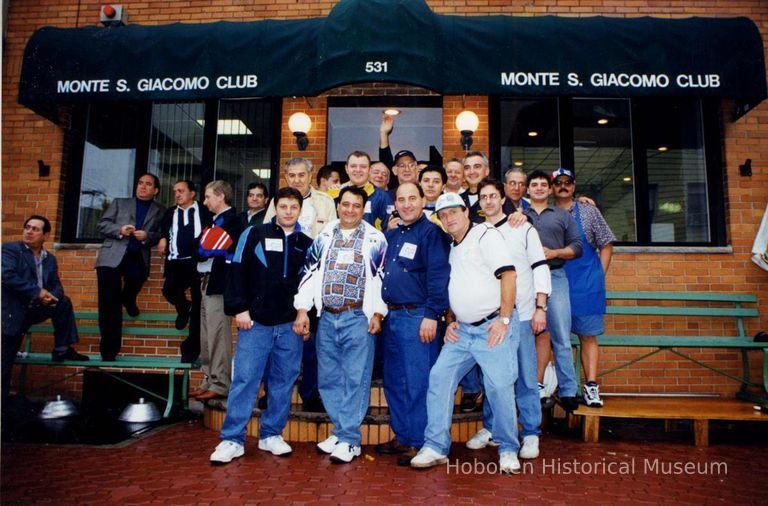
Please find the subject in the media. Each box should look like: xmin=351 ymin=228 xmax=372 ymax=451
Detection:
xmin=536 ymin=305 xmax=548 ymax=312
xmin=500 ymin=315 xmax=511 ymax=325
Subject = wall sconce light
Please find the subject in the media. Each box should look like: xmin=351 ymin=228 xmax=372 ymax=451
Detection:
xmin=37 ymin=160 xmax=50 ymax=178
xmin=288 ymin=112 xmax=312 ymax=151
xmin=455 ymin=110 xmax=479 ymax=150
xmin=739 ymin=158 xmax=752 ymax=177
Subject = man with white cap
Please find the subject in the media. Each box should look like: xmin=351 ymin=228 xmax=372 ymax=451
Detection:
xmin=410 ymin=192 xmax=521 ymax=474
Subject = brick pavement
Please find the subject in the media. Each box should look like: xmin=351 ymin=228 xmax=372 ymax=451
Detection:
xmin=2 ymin=419 xmax=767 ymax=505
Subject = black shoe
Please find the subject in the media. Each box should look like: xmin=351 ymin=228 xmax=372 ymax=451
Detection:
xmin=101 ymin=354 xmax=117 ymax=362
xmin=180 ymin=354 xmax=199 ymax=364
xmin=560 ymin=396 xmax=579 ymax=412
xmin=302 ymin=395 xmax=326 ymax=413
xmin=396 ymin=447 xmax=419 ymax=467
xmin=123 ymin=300 xmax=140 ymax=317
xmin=175 ymin=302 xmax=191 ymax=330
xmin=52 ymin=347 xmax=89 ymax=362
xmin=375 ymin=439 xmax=409 ymax=455
xmin=257 ymin=395 xmax=267 ymax=410
xmin=459 ymin=391 xmax=483 ymax=413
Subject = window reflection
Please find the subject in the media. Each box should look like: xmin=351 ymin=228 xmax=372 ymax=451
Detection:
xmin=640 ymin=100 xmax=710 ymax=243
xmin=148 ymin=102 xmax=205 ymax=208
xmin=572 ymin=98 xmax=636 ymax=242
xmin=77 ymin=104 xmax=142 ymax=239
xmin=214 ymin=100 xmax=276 ymax=211
xmin=499 ymin=99 xmax=560 ymax=173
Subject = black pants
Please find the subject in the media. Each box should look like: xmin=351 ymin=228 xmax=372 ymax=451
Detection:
xmin=1 ymin=296 xmax=79 ymax=406
xmin=162 ymin=259 xmax=201 ymax=360
xmin=96 ymin=252 xmax=148 ymax=359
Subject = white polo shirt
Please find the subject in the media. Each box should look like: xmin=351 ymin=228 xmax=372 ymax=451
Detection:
xmin=495 ymin=220 xmax=552 ymax=321
xmin=448 ymin=222 xmax=516 ymax=323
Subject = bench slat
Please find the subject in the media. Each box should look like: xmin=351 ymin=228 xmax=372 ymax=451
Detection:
xmin=606 ymin=306 xmax=758 ymax=317
xmin=28 ymin=325 xmax=186 ymax=337
xmin=571 ymin=335 xmax=766 ymax=348
xmin=15 ymin=353 xmax=196 ymax=369
xmin=607 ymin=291 xmax=757 ymax=303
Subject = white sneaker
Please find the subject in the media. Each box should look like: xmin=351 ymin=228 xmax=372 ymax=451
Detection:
xmin=316 ymin=435 xmax=339 ymax=454
xmin=410 ymin=447 xmax=448 ymax=469
xmin=465 ymin=428 xmax=501 ymax=450
xmin=210 ymin=440 xmax=244 ymax=464
xmin=519 ymin=435 xmax=539 ymax=459
xmin=329 ymin=442 xmax=361 ymax=463
xmin=258 ymin=435 xmax=292 ymax=456
xmin=500 ymin=451 xmax=521 ymax=474
xmin=583 ymin=382 xmax=604 ymax=407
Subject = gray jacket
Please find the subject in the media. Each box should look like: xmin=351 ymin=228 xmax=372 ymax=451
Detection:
xmin=95 ymin=197 xmax=165 ymax=273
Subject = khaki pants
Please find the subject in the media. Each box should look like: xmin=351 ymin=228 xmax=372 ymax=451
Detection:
xmin=199 ymin=291 xmax=232 ymax=396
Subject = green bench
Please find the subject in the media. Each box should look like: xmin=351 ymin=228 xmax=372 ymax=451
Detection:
xmin=569 ymin=291 xmax=766 ymax=407
xmin=16 ymin=311 xmax=197 ymax=418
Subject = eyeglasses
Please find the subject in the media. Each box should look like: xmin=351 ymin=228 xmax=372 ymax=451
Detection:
xmin=479 ymin=193 xmax=501 ymax=201
xmin=505 ymin=181 xmax=526 ymax=188
xmin=553 ymin=179 xmax=574 ymax=187
xmin=396 ymin=162 xmax=416 ymax=170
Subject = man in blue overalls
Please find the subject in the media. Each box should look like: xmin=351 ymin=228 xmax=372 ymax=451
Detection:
xmin=553 ymin=168 xmax=616 ymax=407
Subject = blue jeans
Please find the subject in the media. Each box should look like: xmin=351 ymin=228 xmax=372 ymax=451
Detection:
xmin=382 ymin=307 xmax=439 ymax=448
xmin=548 ymin=269 xmax=578 ymax=397
xmin=220 ymin=321 xmax=302 ymax=445
xmin=483 ymin=318 xmax=540 ymax=438
xmin=316 ymin=308 xmax=375 ymax=447
xmin=423 ymin=315 xmax=520 ymax=455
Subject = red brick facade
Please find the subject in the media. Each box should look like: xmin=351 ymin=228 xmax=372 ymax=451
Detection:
xmin=3 ymin=0 xmax=768 ymax=397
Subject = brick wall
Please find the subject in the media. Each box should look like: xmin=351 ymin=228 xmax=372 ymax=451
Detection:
xmin=3 ymin=0 xmax=768 ymax=398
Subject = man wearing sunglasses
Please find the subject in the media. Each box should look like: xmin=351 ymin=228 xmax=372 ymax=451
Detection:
xmin=552 ymin=168 xmax=615 ymax=407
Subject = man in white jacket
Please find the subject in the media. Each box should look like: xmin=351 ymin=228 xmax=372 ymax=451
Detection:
xmin=294 ymin=186 xmax=388 ymax=464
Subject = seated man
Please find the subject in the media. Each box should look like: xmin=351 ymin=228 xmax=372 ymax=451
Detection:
xmin=410 ymin=193 xmax=521 ymax=474
xmin=2 ymin=215 xmax=88 ymax=406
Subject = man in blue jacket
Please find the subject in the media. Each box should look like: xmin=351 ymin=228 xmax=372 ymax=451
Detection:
xmin=2 ymin=215 xmax=88 ymax=406
xmin=209 ymin=187 xmax=312 ymax=464
xmin=376 ymin=182 xmax=450 ymax=466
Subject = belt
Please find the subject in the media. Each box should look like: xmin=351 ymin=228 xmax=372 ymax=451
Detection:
xmin=549 ymin=264 xmax=562 ymax=270
xmin=388 ymin=304 xmax=419 ymax=311
xmin=469 ymin=309 xmax=500 ymax=327
xmin=324 ymin=301 xmax=363 ymax=314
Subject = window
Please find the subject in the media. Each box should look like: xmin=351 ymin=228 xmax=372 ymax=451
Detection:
xmin=498 ymin=98 xmax=560 ymax=173
xmin=75 ymin=103 xmax=148 ymax=240
xmin=213 ymin=100 xmax=277 ymax=212
xmin=571 ymin=98 xmax=635 ymax=242
xmin=327 ymin=96 xmax=443 ymax=168
xmin=147 ymin=102 xmax=205 ymax=208
xmin=63 ymin=99 xmax=279 ymax=242
xmin=494 ymin=97 xmax=725 ymax=246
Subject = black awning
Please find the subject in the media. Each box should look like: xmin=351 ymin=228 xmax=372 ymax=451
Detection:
xmin=19 ymin=0 xmax=767 ymax=119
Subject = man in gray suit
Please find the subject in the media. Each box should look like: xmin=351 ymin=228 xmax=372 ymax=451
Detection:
xmin=95 ymin=174 xmax=165 ymax=361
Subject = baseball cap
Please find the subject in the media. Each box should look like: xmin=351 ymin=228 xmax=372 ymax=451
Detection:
xmin=552 ymin=167 xmax=575 ymax=182
xmin=393 ymin=150 xmax=416 ymax=166
xmin=434 ymin=192 xmax=466 ymax=213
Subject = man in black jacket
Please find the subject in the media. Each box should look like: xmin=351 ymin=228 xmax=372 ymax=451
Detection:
xmin=157 ymin=180 xmax=210 ymax=362
xmin=191 ymin=180 xmax=242 ymax=401
xmin=209 ymin=187 xmax=313 ymax=464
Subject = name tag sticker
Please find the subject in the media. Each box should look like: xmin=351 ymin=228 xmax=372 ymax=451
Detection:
xmin=265 ymin=238 xmax=283 ymax=252
xmin=399 ymin=242 xmax=418 ymax=259
xmin=336 ymin=249 xmax=355 ymax=265
xmin=364 ymin=201 xmax=372 ymax=213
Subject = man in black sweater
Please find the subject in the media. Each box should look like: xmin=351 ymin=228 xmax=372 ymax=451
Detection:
xmin=209 ymin=187 xmax=313 ymax=464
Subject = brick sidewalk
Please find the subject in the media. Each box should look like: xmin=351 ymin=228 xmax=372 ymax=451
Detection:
xmin=2 ymin=420 xmax=766 ymax=504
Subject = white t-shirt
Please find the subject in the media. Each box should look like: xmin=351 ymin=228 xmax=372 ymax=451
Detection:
xmin=448 ymin=223 xmax=516 ymax=323
xmin=495 ymin=221 xmax=551 ymax=321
